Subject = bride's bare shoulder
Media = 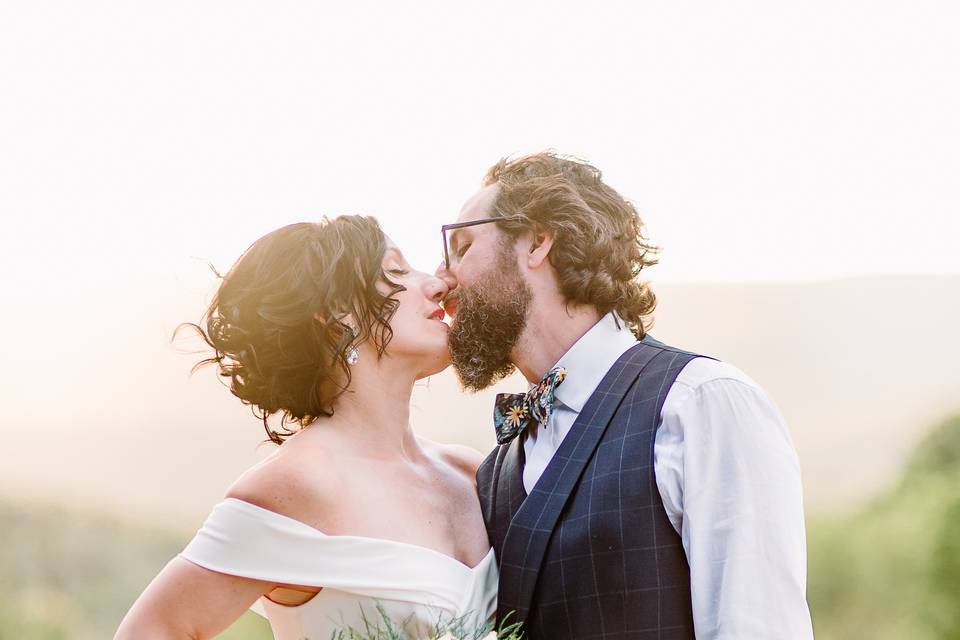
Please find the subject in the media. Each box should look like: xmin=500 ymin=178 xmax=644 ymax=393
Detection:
xmin=421 ymin=437 xmax=487 ymax=478
xmin=226 ymin=434 xmax=344 ymax=528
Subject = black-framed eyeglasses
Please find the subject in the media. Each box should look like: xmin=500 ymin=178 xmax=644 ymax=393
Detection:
xmin=441 ymin=217 xmax=513 ymax=270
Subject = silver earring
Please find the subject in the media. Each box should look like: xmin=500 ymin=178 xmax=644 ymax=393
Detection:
xmin=346 ymin=345 xmax=360 ymax=365
xmin=343 ymin=324 xmax=360 ymax=365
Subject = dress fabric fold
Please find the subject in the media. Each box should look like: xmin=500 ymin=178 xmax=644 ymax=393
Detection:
xmin=180 ymin=498 xmax=498 ymax=639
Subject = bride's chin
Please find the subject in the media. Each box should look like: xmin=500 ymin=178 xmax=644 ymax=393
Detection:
xmin=415 ymin=351 xmax=452 ymax=380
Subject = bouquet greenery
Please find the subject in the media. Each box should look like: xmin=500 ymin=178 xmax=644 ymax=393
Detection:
xmin=329 ymin=604 xmax=523 ymax=640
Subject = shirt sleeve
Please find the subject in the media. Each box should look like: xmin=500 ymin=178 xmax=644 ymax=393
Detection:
xmin=655 ymin=370 xmax=814 ymax=639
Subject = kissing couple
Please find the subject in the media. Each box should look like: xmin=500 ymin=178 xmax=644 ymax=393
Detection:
xmin=117 ymin=152 xmax=815 ymax=639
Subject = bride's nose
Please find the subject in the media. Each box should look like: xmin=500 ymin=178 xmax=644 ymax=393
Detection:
xmin=422 ymin=273 xmax=449 ymax=303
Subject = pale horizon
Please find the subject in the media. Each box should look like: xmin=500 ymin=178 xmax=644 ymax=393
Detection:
xmin=2 ymin=274 xmax=957 ymax=529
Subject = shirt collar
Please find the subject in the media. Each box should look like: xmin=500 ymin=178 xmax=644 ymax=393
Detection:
xmin=550 ymin=312 xmax=640 ymax=413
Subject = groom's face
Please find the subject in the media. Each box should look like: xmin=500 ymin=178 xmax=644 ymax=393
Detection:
xmin=437 ymin=185 xmax=532 ymax=391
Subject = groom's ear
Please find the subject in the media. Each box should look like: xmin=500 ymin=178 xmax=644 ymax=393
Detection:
xmin=525 ymin=225 xmax=555 ymax=269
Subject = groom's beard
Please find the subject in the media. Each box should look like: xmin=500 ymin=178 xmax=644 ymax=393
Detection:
xmin=448 ymin=251 xmax=532 ymax=392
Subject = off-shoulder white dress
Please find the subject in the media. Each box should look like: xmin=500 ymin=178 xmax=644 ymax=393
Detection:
xmin=180 ymin=498 xmax=498 ymax=639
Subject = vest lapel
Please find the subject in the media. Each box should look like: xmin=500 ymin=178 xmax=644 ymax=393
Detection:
xmin=480 ymin=434 xmax=529 ymax=571
xmin=480 ymin=433 xmax=529 ymax=573
xmin=498 ymin=436 xmax=527 ymax=524
xmin=497 ymin=342 xmax=657 ymax=623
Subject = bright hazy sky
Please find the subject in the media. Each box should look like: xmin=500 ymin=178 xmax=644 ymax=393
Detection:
xmin=1 ymin=2 xmax=958 ymax=516
xmin=2 ymin=1 xmax=958 ymax=312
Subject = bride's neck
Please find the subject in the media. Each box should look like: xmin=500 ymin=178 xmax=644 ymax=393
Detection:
xmin=321 ymin=358 xmax=421 ymax=459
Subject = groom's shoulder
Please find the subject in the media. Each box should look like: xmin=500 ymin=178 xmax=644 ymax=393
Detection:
xmin=632 ymin=337 xmax=759 ymax=389
xmin=618 ymin=339 xmax=743 ymax=389
xmin=618 ymin=354 xmax=774 ymax=425
xmin=669 ymin=356 xmax=764 ymax=393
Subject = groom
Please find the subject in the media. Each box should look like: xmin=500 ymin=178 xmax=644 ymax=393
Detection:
xmin=436 ymin=152 xmax=814 ymax=639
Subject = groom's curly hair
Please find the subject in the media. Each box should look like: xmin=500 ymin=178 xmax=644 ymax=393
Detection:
xmin=482 ymin=151 xmax=659 ymax=337
xmin=177 ymin=216 xmax=403 ymax=445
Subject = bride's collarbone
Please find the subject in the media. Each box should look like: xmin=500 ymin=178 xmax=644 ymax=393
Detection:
xmin=235 ymin=441 xmax=486 ymax=575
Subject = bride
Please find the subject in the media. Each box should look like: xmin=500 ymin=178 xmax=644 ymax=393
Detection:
xmin=115 ymin=216 xmax=497 ymax=639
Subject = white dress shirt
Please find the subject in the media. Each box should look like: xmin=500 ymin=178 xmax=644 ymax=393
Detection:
xmin=522 ymin=313 xmax=814 ymax=639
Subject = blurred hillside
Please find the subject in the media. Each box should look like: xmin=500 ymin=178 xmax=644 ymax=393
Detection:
xmin=2 ymin=413 xmax=958 ymax=639
xmin=808 ymin=414 xmax=960 ymax=639
xmin=0 ymin=275 xmax=956 ymax=526
xmin=0 ymin=497 xmax=269 ymax=640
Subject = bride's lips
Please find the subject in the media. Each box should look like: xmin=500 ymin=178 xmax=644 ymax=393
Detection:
xmin=427 ymin=308 xmax=445 ymax=321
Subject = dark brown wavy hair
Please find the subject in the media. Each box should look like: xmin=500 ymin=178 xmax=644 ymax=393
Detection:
xmin=179 ymin=216 xmax=402 ymax=444
xmin=482 ymin=151 xmax=659 ymax=337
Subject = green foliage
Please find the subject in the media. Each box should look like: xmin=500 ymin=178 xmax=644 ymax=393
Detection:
xmin=809 ymin=413 xmax=960 ymax=640
xmin=925 ymin=496 xmax=960 ymax=639
xmin=904 ymin=414 xmax=960 ymax=482
xmin=218 ymin=611 xmax=272 ymax=639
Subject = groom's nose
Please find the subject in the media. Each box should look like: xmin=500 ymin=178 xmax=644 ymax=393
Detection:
xmin=435 ymin=261 xmax=459 ymax=293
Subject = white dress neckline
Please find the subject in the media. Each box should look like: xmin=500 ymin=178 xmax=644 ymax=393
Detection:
xmin=180 ymin=496 xmax=500 ymax=640
xmin=222 ymin=497 xmax=495 ymax=573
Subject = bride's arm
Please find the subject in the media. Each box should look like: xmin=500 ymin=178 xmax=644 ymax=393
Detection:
xmin=114 ymin=556 xmax=273 ymax=640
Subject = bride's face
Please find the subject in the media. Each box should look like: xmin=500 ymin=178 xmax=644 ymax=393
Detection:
xmin=376 ymin=243 xmax=451 ymax=378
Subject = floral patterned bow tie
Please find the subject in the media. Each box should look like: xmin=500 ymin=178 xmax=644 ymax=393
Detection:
xmin=494 ymin=366 xmax=567 ymax=445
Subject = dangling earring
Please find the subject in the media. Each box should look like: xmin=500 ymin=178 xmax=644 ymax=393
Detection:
xmin=346 ymin=345 xmax=360 ymax=365
xmin=344 ymin=324 xmax=359 ymax=365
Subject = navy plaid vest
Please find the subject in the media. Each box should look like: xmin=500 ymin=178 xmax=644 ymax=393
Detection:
xmin=477 ymin=337 xmax=700 ymax=639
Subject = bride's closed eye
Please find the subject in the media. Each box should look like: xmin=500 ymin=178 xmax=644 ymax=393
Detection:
xmin=387 ymin=268 xmax=409 ymax=276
